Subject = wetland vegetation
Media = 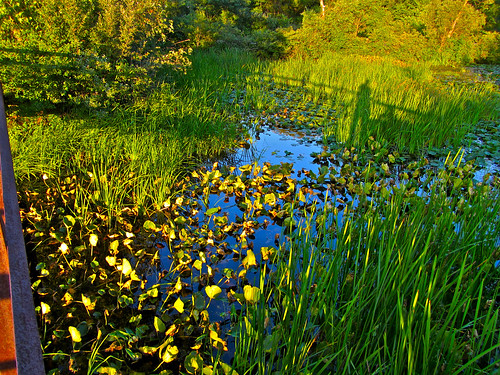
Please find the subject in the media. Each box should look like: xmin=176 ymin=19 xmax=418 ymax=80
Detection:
xmin=2 ymin=1 xmax=500 ymax=374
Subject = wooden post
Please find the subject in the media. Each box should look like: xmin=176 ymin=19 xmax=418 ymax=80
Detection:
xmin=0 ymin=84 xmax=45 ymax=375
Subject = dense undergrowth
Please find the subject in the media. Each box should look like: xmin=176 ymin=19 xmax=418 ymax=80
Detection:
xmin=8 ymin=49 xmax=500 ymax=374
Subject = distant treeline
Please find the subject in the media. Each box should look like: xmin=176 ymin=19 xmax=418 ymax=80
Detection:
xmin=0 ymin=0 xmax=498 ymax=108
xmin=288 ymin=0 xmax=500 ymax=64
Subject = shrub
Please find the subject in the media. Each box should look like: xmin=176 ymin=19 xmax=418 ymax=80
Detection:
xmin=286 ymin=0 xmax=499 ymax=65
xmin=251 ymin=29 xmax=288 ymax=59
xmin=0 ymin=0 xmax=190 ymax=109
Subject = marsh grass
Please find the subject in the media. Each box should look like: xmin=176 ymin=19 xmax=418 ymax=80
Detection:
xmin=235 ymin=165 xmax=500 ymax=374
xmin=10 ymin=49 xmax=260 ymax=221
xmin=244 ymin=54 xmax=496 ymax=153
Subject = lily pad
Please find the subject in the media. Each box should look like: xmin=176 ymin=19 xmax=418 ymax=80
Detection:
xmin=243 ymin=285 xmax=261 ymax=304
xmin=205 ymin=285 xmax=222 ymax=299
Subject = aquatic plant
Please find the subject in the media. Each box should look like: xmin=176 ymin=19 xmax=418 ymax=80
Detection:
xmin=246 ymin=54 xmax=497 ymax=154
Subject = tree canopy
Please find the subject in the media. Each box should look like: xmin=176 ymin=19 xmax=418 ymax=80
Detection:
xmin=0 ymin=0 xmax=498 ymax=109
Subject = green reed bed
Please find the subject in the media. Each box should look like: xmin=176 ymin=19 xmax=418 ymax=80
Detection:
xmin=10 ymin=50 xmax=260 ymax=220
xmin=248 ymin=54 xmax=497 ymax=153
xmin=236 ymin=164 xmax=500 ymax=374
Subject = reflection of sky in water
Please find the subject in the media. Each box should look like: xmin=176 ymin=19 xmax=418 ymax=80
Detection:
xmin=220 ymin=124 xmax=325 ymax=177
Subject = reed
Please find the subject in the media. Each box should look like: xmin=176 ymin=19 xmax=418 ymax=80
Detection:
xmin=254 ymin=53 xmax=496 ymax=153
xmin=235 ymin=166 xmax=500 ymax=374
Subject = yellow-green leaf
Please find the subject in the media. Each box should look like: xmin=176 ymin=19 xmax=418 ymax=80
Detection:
xmin=143 ymin=220 xmax=157 ymax=231
xmin=205 ymin=207 xmax=220 ymax=216
xmin=109 ymin=240 xmax=119 ymax=252
xmin=220 ymin=362 xmax=239 ymax=375
xmin=205 ymin=285 xmax=222 ymax=299
xmin=162 ymin=345 xmax=179 ymax=363
xmin=243 ymin=285 xmax=260 ymax=304
xmin=96 ymin=367 xmax=118 ymax=374
xmin=105 ymin=256 xmax=116 ymax=266
xmin=130 ymin=270 xmax=141 ymax=281
xmin=154 ymin=316 xmax=166 ymax=333
xmin=40 ymin=301 xmax=51 ymax=315
xmin=185 ymin=351 xmax=203 ymax=374
xmin=89 ymin=234 xmax=98 ymax=247
xmin=264 ymin=193 xmax=276 ymax=206
xmin=174 ymin=298 xmax=184 ymax=313
xmin=242 ymin=250 xmax=257 ymax=268
xmin=69 ymin=326 xmax=81 ymax=343
xmin=193 ymin=259 xmax=203 ymax=271
xmin=121 ymin=258 xmax=132 ymax=276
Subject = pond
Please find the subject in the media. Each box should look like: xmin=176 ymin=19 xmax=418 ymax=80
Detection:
xmin=141 ymin=87 xmax=500 ymax=366
xmin=23 ymin=64 xmax=500 ymax=374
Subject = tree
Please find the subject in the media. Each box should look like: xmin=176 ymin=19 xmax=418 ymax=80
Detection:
xmin=0 ymin=0 xmax=190 ymax=108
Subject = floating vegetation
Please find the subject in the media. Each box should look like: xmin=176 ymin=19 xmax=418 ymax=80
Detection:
xmin=19 ymin=138 xmax=500 ymax=373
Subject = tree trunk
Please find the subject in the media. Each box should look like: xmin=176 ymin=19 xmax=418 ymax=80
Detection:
xmin=440 ymin=0 xmax=469 ymax=50
xmin=320 ymin=0 xmax=325 ymax=17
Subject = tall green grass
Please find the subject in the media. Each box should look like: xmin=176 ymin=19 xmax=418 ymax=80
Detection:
xmin=235 ymin=170 xmax=500 ymax=374
xmin=10 ymin=49 xmax=259 ymax=219
xmin=247 ymin=53 xmax=496 ymax=153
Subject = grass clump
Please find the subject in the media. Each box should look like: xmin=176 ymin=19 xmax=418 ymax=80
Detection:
xmin=247 ymin=53 xmax=497 ymax=154
xmin=235 ymin=158 xmax=500 ymax=374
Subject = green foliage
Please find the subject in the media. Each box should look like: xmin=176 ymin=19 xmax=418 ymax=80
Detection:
xmin=179 ymin=0 xmax=256 ymax=48
xmin=246 ymin=54 xmax=496 ymax=153
xmin=251 ymin=29 xmax=288 ymax=59
xmin=288 ymin=0 xmax=500 ymax=64
xmin=233 ymin=147 xmax=500 ymax=373
xmin=0 ymin=0 xmax=190 ymax=108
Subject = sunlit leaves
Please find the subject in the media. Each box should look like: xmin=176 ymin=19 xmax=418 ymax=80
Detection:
xmin=59 ymin=242 xmax=69 ymax=254
xmin=205 ymin=285 xmax=222 ymax=299
xmin=154 ymin=316 xmax=166 ymax=333
xmin=139 ymin=346 xmax=158 ymax=355
xmin=118 ymin=295 xmax=134 ymax=307
xmin=264 ymin=192 xmax=277 ymax=206
xmin=161 ymin=345 xmax=179 ymax=363
xmin=121 ymin=258 xmax=132 ymax=276
xmin=82 ymin=294 xmax=96 ymax=311
xmin=143 ymin=220 xmax=157 ymax=231
xmin=205 ymin=207 xmax=220 ymax=216
xmin=109 ymin=240 xmax=119 ymax=253
xmin=105 ymin=256 xmax=116 ymax=266
xmin=62 ymin=292 xmax=73 ymax=306
xmin=89 ymin=234 xmax=98 ymax=247
xmin=185 ymin=351 xmax=204 ymax=374
xmin=40 ymin=301 xmax=51 ymax=315
xmin=95 ymin=366 xmax=118 ymax=375
xmin=193 ymin=259 xmax=203 ymax=271
xmin=174 ymin=298 xmax=185 ymax=313
xmin=242 ymin=250 xmax=257 ymax=269
xmin=68 ymin=326 xmax=81 ymax=343
xmin=63 ymin=215 xmax=76 ymax=227
xmin=243 ymin=285 xmax=260 ymax=304
xmin=209 ymin=326 xmax=228 ymax=351
xmin=220 ymin=362 xmax=239 ymax=375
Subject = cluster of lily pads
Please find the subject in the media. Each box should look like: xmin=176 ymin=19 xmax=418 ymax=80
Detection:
xmin=19 ymin=129 xmax=500 ymax=373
